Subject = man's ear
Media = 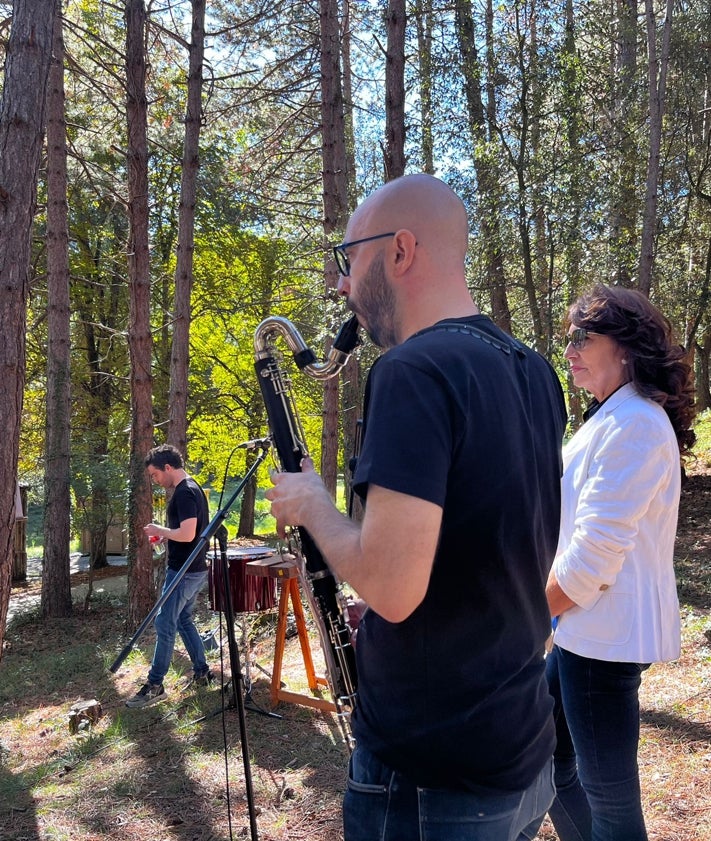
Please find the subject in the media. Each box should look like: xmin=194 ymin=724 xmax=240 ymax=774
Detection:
xmin=391 ymin=229 xmax=417 ymax=277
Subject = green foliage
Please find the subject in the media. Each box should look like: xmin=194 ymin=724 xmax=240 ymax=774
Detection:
xmin=182 ymin=228 xmax=329 ymax=489
xmin=692 ymin=410 xmax=711 ymax=467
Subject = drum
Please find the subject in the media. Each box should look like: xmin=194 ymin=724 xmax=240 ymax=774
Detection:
xmin=208 ymin=547 xmax=277 ymax=613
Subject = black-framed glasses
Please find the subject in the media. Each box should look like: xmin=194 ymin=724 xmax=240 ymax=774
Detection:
xmin=566 ymin=327 xmax=592 ymax=350
xmin=333 ymin=232 xmax=396 ymax=277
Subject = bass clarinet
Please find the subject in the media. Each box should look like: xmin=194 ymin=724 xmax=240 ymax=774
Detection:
xmin=254 ymin=314 xmax=360 ymax=750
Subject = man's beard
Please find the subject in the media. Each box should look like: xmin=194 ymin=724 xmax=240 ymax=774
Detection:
xmin=347 ymin=253 xmax=399 ymax=349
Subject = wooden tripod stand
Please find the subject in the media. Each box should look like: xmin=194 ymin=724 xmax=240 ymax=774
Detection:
xmin=246 ymin=553 xmax=336 ymax=713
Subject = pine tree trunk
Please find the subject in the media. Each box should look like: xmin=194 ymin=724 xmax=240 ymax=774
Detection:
xmin=338 ymin=0 xmax=363 ymax=518
xmin=414 ymin=0 xmax=435 ymax=174
xmin=455 ymin=0 xmax=512 ymax=332
xmin=320 ymin=0 xmax=349 ymax=498
xmin=0 ymin=0 xmax=56 ymax=656
xmin=384 ymin=0 xmax=406 ymax=181
xmin=42 ymin=0 xmax=73 ymax=619
xmin=609 ymin=0 xmax=639 ymax=284
xmin=562 ymin=0 xmax=585 ymax=311
xmin=638 ymin=0 xmax=673 ymax=296
xmin=168 ymin=0 xmax=205 ymax=458
xmin=125 ymin=0 xmax=156 ymax=627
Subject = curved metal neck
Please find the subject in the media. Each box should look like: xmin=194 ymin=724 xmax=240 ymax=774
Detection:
xmin=254 ymin=315 xmax=360 ymax=381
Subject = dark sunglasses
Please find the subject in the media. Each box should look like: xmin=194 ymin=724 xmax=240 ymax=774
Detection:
xmin=333 ymin=232 xmax=396 ymax=277
xmin=566 ymin=327 xmax=592 ymax=349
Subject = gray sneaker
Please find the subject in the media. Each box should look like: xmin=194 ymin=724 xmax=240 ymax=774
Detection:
xmin=181 ymin=670 xmax=215 ymax=691
xmin=125 ymin=682 xmax=166 ymax=708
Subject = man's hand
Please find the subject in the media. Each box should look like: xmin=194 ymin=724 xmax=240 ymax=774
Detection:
xmin=142 ymin=518 xmax=197 ymax=543
xmin=267 ymin=460 xmax=442 ymax=623
xmin=143 ymin=523 xmax=163 ymax=540
xmin=265 ymin=457 xmax=333 ymax=538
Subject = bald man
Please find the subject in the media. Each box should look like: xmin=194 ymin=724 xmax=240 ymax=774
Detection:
xmin=267 ymin=174 xmax=567 ymax=840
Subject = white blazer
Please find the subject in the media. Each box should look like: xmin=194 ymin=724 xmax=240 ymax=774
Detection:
xmin=553 ymin=383 xmax=681 ymax=663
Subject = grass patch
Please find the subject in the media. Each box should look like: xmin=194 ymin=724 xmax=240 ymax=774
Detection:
xmin=1 ymin=574 xmax=347 ymax=840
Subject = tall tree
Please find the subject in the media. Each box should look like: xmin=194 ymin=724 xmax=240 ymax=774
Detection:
xmin=340 ymin=0 xmax=358 ymax=207
xmin=125 ymin=0 xmax=156 ymax=625
xmin=0 ymin=0 xmax=55 ymax=655
xmin=610 ymin=0 xmax=640 ymax=284
xmin=561 ymin=0 xmax=584 ymax=300
xmin=42 ymin=0 xmax=72 ymax=618
xmin=508 ymin=0 xmax=545 ymax=350
xmin=413 ymin=0 xmax=435 ymax=174
xmin=384 ymin=0 xmax=406 ymax=180
xmin=455 ymin=0 xmax=512 ymax=331
xmin=338 ymin=0 xmax=364 ymax=519
xmin=319 ymin=0 xmax=349 ymax=498
xmin=167 ymin=0 xmax=206 ymax=458
xmin=560 ymin=0 xmax=585 ymax=424
xmin=638 ymin=0 xmax=673 ymax=296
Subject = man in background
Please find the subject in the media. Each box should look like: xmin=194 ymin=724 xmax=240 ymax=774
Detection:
xmin=126 ymin=444 xmax=212 ymax=708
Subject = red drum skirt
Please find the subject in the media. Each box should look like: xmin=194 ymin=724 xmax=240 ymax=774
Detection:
xmin=208 ymin=546 xmax=277 ymax=613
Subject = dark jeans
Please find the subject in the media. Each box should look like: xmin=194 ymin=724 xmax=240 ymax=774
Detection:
xmin=343 ymin=744 xmax=554 ymax=841
xmin=546 ymin=645 xmax=649 ymax=841
xmin=147 ymin=567 xmax=209 ymax=686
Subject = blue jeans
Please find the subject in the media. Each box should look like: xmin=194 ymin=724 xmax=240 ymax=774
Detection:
xmin=545 ymin=645 xmax=649 ymax=841
xmin=343 ymin=744 xmax=554 ymax=841
xmin=147 ymin=568 xmax=209 ymax=685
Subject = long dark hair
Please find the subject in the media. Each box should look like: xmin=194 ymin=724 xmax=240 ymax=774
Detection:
xmin=568 ymin=284 xmax=696 ymax=458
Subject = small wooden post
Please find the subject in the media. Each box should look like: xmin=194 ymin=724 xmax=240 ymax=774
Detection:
xmin=12 ymin=483 xmax=28 ymax=583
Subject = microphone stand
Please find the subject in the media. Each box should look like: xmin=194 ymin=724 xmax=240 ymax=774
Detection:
xmin=110 ymin=439 xmax=271 ymax=841
xmin=211 ymin=542 xmax=281 ymax=721
xmin=209 ymin=444 xmax=281 ymax=722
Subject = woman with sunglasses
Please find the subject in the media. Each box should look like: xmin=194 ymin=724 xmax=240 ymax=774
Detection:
xmin=542 ymin=284 xmax=695 ymax=841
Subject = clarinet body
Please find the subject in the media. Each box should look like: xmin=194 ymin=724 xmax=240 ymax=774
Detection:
xmin=254 ymin=315 xmax=360 ymax=750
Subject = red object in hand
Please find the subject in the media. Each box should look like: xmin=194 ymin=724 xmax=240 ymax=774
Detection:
xmin=149 ymin=535 xmax=160 ymax=544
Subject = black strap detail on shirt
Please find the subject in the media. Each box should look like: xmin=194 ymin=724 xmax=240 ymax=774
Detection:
xmin=425 ymin=321 xmax=526 ymax=357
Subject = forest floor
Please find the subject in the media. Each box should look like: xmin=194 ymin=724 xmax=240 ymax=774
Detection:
xmin=0 ymin=473 xmax=710 ymax=841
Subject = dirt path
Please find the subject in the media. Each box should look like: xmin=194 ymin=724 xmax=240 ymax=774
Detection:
xmin=8 ymin=554 xmax=128 ymax=623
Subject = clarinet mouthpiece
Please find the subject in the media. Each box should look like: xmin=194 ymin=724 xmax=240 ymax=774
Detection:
xmin=333 ymin=315 xmax=361 ymax=354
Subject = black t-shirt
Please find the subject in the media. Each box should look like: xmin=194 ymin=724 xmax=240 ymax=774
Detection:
xmin=352 ymin=315 xmax=567 ymax=793
xmin=166 ymin=477 xmax=209 ymax=573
